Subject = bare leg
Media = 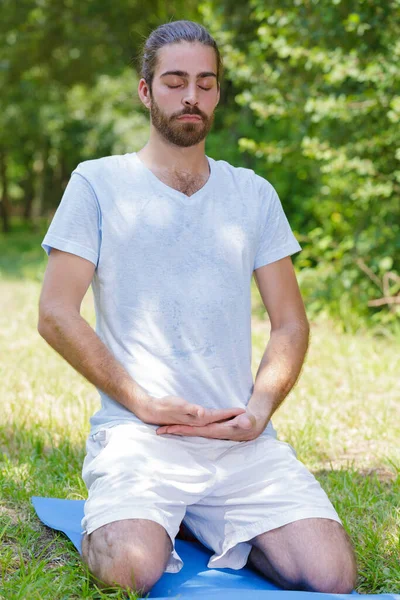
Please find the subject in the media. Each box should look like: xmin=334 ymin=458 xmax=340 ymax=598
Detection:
xmin=247 ymin=518 xmax=357 ymax=593
xmin=81 ymin=518 xmax=173 ymax=596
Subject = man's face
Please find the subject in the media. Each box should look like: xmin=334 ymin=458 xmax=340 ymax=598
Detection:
xmin=145 ymin=41 xmax=220 ymax=148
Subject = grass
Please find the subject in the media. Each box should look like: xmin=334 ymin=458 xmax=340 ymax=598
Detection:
xmin=0 ymin=221 xmax=399 ymax=598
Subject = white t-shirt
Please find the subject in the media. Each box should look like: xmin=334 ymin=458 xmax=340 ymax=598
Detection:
xmin=41 ymin=152 xmax=302 ymax=438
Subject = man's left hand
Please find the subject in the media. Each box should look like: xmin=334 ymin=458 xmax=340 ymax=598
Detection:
xmin=155 ymin=408 xmax=269 ymax=441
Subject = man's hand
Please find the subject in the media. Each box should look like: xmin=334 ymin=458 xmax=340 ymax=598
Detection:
xmin=155 ymin=406 xmax=269 ymax=441
xmin=134 ymin=394 xmax=246 ymax=428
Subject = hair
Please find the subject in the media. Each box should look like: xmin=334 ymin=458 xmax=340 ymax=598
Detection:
xmin=139 ymin=20 xmax=223 ymax=94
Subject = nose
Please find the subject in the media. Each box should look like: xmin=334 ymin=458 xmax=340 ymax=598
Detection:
xmin=182 ymin=84 xmax=199 ymax=107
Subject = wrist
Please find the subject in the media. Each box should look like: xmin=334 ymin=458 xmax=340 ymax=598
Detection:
xmin=248 ymin=394 xmax=273 ymax=422
xmin=123 ymin=382 xmax=153 ymax=415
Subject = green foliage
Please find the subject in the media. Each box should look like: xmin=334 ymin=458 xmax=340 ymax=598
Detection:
xmin=0 ymin=0 xmax=200 ymax=217
xmin=1 ymin=0 xmax=399 ymax=328
xmin=200 ymin=0 xmax=400 ymax=328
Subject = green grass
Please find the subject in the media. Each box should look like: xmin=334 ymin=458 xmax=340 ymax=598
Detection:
xmin=1 ymin=223 xmax=399 ymax=598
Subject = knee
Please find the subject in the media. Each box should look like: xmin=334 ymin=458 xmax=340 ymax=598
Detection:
xmin=302 ymin=554 xmax=358 ymax=593
xmin=304 ymin=571 xmax=357 ymax=594
xmin=82 ymin=532 xmax=167 ymax=595
xmin=102 ymin=552 xmax=163 ymax=596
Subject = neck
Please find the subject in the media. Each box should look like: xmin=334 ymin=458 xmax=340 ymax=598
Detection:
xmin=137 ymin=130 xmax=208 ymax=175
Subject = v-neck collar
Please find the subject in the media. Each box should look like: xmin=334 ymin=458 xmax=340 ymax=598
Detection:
xmin=130 ymin=152 xmax=215 ymax=202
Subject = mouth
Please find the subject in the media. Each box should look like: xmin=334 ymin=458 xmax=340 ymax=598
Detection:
xmin=177 ymin=115 xmax=202 ymax=121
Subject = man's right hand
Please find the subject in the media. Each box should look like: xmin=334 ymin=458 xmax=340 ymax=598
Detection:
xmin=134 ymin=394 xmax=246 ymax=427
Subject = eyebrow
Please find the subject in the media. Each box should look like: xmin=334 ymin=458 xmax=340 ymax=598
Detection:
xmin=160 ymin=70 xmax=217 ymax=79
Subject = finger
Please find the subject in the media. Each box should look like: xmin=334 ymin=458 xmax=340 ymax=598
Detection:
xmin=156 ymin=424 xmax=220 ymax=437
xmin=156 ymin=426 xmax=169 ymax=434
xmin=157 ymin=421 xmax=239 ymax=439
xmin=235 ymin=413 xmax=254 ymax=429
xmin=184 ymin=404 xmax=205 ymax=420
xmin=218 ymin=412 xmax=256 ymax=430
xmin=156 ymin=425 xmax=195 ymax=436
xmin=182 ymin=406 xmax=244 ymax=426
xmin=202 ymin=407 xmax=246 ymax=424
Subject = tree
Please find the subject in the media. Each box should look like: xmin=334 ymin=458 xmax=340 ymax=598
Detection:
xmin=0 ymin=0 xmax=200 ymax=229
xmin=200 ymin=0 xmax=400 ymax=327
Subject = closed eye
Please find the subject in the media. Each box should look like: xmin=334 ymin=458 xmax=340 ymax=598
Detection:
xmin=166 ymin=84 xmax=212 ymax=91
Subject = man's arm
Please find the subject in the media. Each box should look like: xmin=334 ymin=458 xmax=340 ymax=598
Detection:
xmin=38 ymin=249 xmax=151 ymax=413
xmin=157 ymin=255 xmax=309 ymax=439
xmin=247 ymin=255 xmax=309 ymax=421
xmin=38 ymin=248 xmax=244 ymax=427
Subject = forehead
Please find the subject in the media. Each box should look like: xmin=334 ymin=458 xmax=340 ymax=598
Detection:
xmin=154 ymin=41 xmax=217 ymax=78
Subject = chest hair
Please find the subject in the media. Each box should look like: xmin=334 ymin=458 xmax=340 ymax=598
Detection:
xmin=155 ymin=168 xmax=209 ymax=197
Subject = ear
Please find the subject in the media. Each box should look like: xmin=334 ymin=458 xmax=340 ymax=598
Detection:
xmin=138 ymin=78 xmax=152 ymax=110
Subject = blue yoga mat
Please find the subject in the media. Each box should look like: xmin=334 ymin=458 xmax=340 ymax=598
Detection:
xmin=31 ymin=497 xmax=399 ymax=600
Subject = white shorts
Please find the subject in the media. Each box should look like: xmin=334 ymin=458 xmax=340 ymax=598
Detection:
xmin=81 ymin=420 xmax=342 ymax=573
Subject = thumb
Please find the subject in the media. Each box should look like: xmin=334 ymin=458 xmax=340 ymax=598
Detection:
xmin=236 ymin=413 xmax=254 ymax=430
xmin=185 ymin=403 xmax=205 ymax=418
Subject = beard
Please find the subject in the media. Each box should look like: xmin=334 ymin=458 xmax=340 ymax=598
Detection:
xmin=149 ymin=95 xmax=215 ymax=148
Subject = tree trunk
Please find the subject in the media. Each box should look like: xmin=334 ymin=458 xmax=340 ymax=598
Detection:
xmin=22 ymin=161 xmax=35 ymax=222
xmin=36 ymin=140 xmax=50 ymax=218
xmin=0 ymin=150 xmax=11 ymax=233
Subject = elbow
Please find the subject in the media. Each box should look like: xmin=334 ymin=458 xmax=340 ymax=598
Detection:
xmin=37 ymin=309 xmax=55 ymax=339
xmin=304 ymin=318 xmax=311 ymax=347
xmin=37 ymin=306 xmax=64 ymax=338
xmin=296 ymin=317 xmax=310 ymax=341
xmin=271 ymin=318 xmax=310 ymax=351
xmin=299 ymin=318 xmax=310 ymax=353
xmin=37 ymin=305 xmax=80 ymax=338
xmin=272 ymin=317 xmax=310 ymax=337
xmin=292 ymin=319 xmax=310 ymax=344
xmin=302 ymin=316 xmax=311 ymax=336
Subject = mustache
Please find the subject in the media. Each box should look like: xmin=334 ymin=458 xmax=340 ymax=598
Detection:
xmin=173 ymin=108 xmax=206 ymax=119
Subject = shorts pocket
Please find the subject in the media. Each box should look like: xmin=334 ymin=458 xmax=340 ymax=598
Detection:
xmin=91 ymin=428 xmax=113 ymax=449
xmin=83 ymin=428 xmax=114 ymax=470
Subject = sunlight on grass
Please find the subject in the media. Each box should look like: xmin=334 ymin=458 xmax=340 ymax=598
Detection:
xmin=1 ymin=277 xmax=399 ymax=596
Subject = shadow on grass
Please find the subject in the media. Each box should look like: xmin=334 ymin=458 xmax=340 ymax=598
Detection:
xmin=0 ymin=218 xmax=50 ymax=281
xmin=1 ymin=419 xmax=400 ymax=595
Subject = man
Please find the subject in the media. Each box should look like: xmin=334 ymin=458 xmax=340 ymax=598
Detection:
xmin=38 ymin=20 xmax=357 ymax=597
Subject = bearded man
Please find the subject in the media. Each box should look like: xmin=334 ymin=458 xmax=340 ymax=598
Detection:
xmin=38 ymin=19 xmax=357 ymax=597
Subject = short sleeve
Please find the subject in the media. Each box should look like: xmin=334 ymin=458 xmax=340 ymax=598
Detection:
xmin=253 ymin=177 xmax=301 ymax=270
xmin=41 ymin=170 xmax=102 ymax=268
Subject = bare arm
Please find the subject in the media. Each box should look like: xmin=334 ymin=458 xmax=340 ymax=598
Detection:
xmin=37 ymin=249 xmax=150 ymax=413
xmin=38 ymin=249 xmax=244 ymax=426
xmin=248 ymin=255 xmax=310 ymax=420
